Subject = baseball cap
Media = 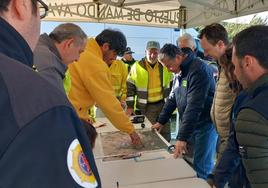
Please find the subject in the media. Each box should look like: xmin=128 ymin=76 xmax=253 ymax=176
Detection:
xmin=124 ymin=47 xmax=134 ymax=54
xmin=146 ymin=41 xmax=160 ymax=50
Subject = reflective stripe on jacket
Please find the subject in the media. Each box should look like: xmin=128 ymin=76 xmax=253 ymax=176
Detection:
xmin=145 ymin=62 xmax=163 ymax=102
xmin=110 ymin=59 xmax=128 ymax=101
xmin=126 ymin=58 xmax=173 ymax=110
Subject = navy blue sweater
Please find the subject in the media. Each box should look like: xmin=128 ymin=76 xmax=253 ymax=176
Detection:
xmin=158 ymin=51 xmax=215 ymax=141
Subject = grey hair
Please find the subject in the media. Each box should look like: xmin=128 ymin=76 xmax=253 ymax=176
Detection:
xmin=177 ymin=33 xmax=196 ymax=49
xmin=49 ymin=23 xmax=87 ymax=46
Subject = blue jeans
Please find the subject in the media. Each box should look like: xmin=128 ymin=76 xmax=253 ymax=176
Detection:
xmin=190 ymin=123 xmax=218 ymax=180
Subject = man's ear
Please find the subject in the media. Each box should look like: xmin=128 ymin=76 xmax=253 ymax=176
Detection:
xmin=13 ymin=0 xmax=30 ymax=20
xmin=62 ymin=38 xmax=75 ymax=49
xmin=177 ymin=54 xmax=184 ymax=63
xmin=244 ymin=55 xmax=256 ymax=69
xmin=101 ymin=43 xmax=110 ymax=52
xmin=175 ymin=54 xmax=180 ymax=61
xmin=217 ymin=40 xmax=225 ymax=48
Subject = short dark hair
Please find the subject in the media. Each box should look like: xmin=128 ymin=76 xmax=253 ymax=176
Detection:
xmin=95 ymin=29 xmax=127 ymax=56
xmin=198 ymin=23 xmax=229 ymax=46
xmin=49 ymin=23 xmax=87 ymax=46
xmin=81 ymin=119 xmax=97 ymax=148
xmin=0 ymin=0 xmax=11 ymax=13
xmin=233 ymin=25 xmax=268 ymax=69
xmin=159 ymin=43 xmax=183 ymax=60
xmin=0 ymin=0 xmax=37 ymax=15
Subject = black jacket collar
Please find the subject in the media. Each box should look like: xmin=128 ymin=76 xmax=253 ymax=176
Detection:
xmin=0 ymin=17 xmax=33 ymax=67
xmin=180 ymin=50 xmax=195 ymax=76
xmin=121 ymin=58 xmax=136 ymax=66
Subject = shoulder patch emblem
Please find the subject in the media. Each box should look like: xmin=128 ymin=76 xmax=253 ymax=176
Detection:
xmin=182 ymin=80 xmax=187 ymax=87
xmin=67 ymin=139 xmax=98 ymax=188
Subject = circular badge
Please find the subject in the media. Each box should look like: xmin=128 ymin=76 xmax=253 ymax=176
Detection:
xmin=67 ymin=139 xmax=98 ymax=188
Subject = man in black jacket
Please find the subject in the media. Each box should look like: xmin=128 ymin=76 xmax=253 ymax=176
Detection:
xmin=152 ymin=44 xmax=217 ymax=180
xmin=0 ymin=0 xmax=100 ymax=187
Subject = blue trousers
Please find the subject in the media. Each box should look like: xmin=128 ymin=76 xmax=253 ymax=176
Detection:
xmin=190 ymin=123 xmax=218 ymax=180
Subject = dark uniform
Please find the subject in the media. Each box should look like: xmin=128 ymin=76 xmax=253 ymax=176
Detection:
xmin=213 ymin=75 xmax=268 ymax=188
xmin=212 ymin=89 xmax=250 ymax=188
xmin=121 ymin=58 xmax=136 ymax=73
xmin=0 ymin=18 xmax=101 ymax=188
xmin=157 ymin=49 xmax=217 ymax=179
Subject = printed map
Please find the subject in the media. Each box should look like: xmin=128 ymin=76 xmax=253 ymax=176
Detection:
xmin=100 ymin=129 xmax=167 ymax=161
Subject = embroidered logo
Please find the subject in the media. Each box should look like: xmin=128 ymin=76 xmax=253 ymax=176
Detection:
xmin=67 ymin=139 xmax=98 ymax=188
xmin=182 ymin=80 xmax=187 ymax=87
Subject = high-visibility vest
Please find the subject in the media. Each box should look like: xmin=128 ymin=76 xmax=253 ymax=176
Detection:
xmin=109 ymin=60 xmax=128 ymax=101
xmin=145 ymin=62 xmax=163 ymax=102
xmin=127 ymin=59 xmax=173 ymax=110
xmin=63 ymin=69 xmax=71 ymax=95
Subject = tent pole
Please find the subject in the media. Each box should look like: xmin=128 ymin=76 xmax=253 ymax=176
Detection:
xmin=178 ymin=5 xmax=187 ymax=29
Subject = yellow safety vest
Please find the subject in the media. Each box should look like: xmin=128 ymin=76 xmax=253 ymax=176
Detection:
xmin=109 ymin=60 xmax=128 ymax=101
xmin=127 ymin=59 xmax=173 ymax=110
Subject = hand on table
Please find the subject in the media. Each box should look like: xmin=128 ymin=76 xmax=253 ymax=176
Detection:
xmin=125 ymin=108 xmax=134 ymax=116
xmin=151 ymin=122 xmax=164 ymax=132
xmin=120 ymin=101 xmax=127 ymax=110
xmin=173 ymin=140 xmax=188 ymax=159
xmin=129 ymin=131 xmax=143 ymax=148
xmin=206 ymin=174 xmax=216 ymax=188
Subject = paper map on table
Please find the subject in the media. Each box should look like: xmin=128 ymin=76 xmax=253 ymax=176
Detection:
xmin=100 ymin=129 xmax=167 ymax=161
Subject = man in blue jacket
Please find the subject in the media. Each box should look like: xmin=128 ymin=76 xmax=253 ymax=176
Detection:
xmin=0 ymin=0 xmax=100 ymax=187
xmin=152 ymin=44 xmax=217 ymax=180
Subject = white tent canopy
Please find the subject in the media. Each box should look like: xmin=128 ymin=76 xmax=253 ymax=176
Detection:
xmin=45 ymin=0 xmax=268 ymax=28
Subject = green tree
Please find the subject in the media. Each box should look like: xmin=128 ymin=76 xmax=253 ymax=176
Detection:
xmin=222 ymin=16 xmax=267 ymax=40
xmin=195 ymin=16 xmax=267 ymax=40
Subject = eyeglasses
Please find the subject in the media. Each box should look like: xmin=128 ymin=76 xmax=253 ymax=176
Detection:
xmin=37 ymin=0 xmax=49 ymax=19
